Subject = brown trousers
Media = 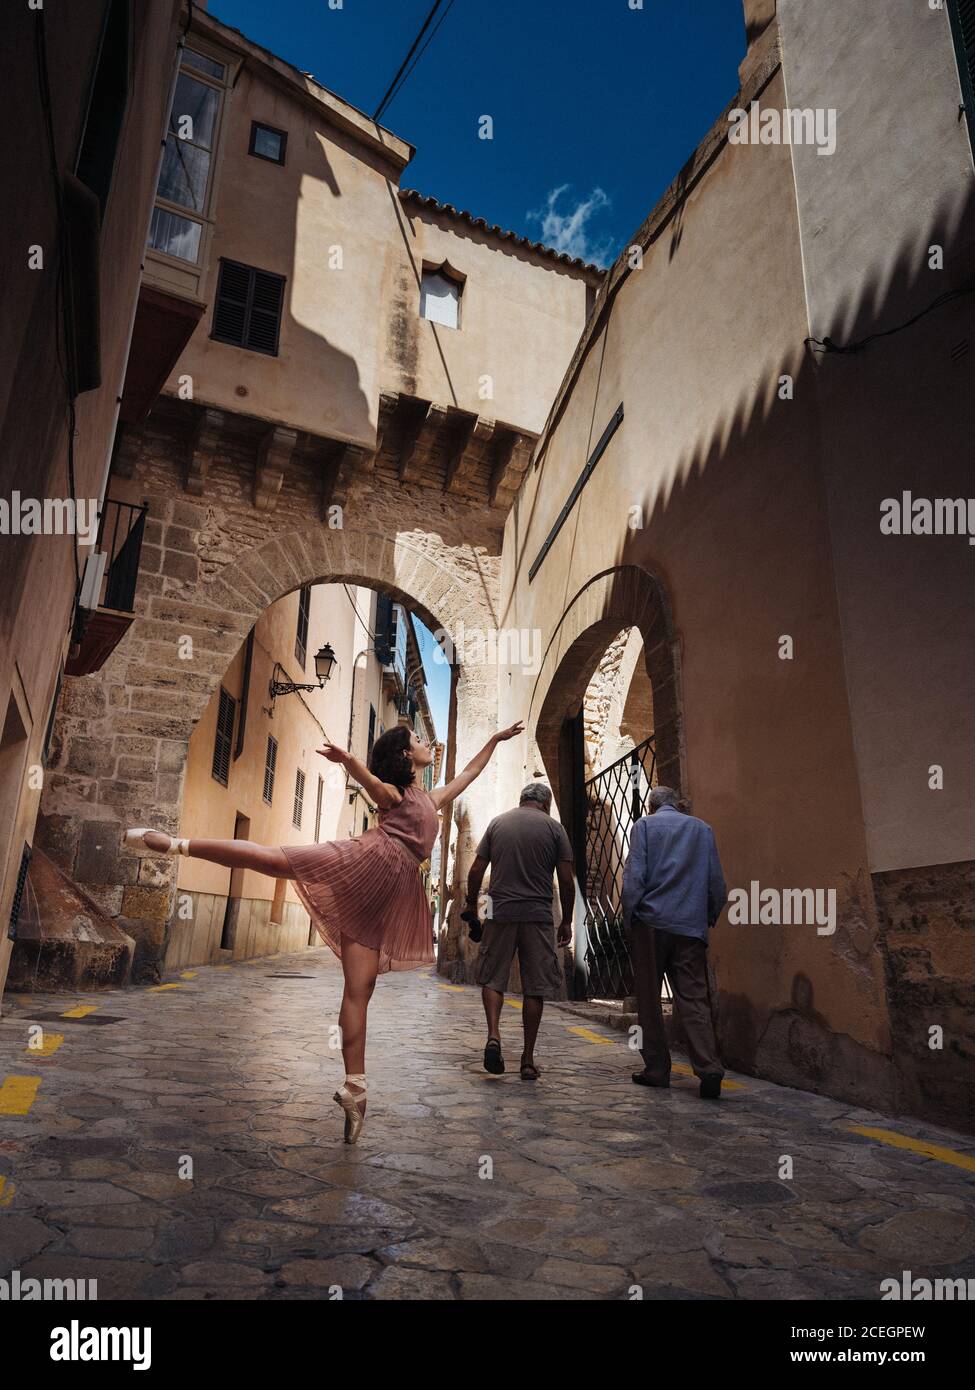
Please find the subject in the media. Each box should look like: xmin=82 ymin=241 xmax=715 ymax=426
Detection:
xmin=630 ymin=924 xmax=723 ymax=1082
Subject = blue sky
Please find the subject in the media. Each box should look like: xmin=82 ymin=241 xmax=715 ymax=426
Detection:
xmin=208 ymin=0 xmax=747 ymax=266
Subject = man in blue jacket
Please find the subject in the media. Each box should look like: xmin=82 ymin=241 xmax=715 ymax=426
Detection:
xmin=621 ymin=786 xmax=727 ymax=1099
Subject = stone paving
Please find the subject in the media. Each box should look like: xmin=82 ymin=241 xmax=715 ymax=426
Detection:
xmin=1 ymin=949 xmax=974 ymax=1301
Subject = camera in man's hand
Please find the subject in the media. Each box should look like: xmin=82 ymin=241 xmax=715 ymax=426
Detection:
xmin=461 ymin=908 xmax=483 ymax=943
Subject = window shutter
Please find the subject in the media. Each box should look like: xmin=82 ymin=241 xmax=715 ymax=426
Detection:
xmin=293 ymin=768 xmax=305 ymax=828
xmin=212 ymin=259 xmax=284 ymax=355
xmin=248 ymin=270 xmax=284 ymax=353
xmin=949 ymin=0 xmax=975 ymax=153
xmin=295 ymin=585 xmax=310 ymax=666
xmin=263 ymin=735 xmax=277 ymax=804
xmin=315 ymin=774 xmax=324 ymax=841
xmin=212 ymin=260 xmax=250 ymax=344
xmin=212 ymin=687 xmax=236 ymax=785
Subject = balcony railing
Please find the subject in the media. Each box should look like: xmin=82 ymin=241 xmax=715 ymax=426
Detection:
xmin=65 ymin=498 xmax=148 ymax=676
xmin=97 ymin=499 xmax=148 ymax=612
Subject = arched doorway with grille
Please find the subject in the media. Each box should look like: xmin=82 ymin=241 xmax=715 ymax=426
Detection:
xmin=530 ymin=566 xmax=685 ymax=1000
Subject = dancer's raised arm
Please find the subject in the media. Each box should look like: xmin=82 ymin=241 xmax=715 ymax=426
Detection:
xmin=430 ymin=722 xmax=524 ymax=810
xmin=317 ymin=738 xmax=403 ymax=810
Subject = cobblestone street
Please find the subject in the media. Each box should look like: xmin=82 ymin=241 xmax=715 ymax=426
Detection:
xmin=1 ymin=951 xmax=973 ymax=1301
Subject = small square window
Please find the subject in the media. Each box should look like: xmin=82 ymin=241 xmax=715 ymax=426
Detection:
xmin=249 ymin=122 xmax=287 ymax=165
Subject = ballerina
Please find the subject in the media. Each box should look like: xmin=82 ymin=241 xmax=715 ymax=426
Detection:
xmin=126 ymin=719 xmax=524 ymax=1143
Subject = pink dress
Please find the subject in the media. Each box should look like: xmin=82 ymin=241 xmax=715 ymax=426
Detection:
xmin=282 ymin=783 xmax=439 ymax=973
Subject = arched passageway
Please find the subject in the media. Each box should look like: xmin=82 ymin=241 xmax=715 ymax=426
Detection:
xmin=35 ymin=525 xmax=499 ymax=982
xmin=530 ymin=566 xmax=684 ymax=998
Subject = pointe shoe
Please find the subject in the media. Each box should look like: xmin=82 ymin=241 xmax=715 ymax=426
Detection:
xmin=334 ymin=1074 xmax=367 ymax=1144
xmin=123 ymin=828 xmax=188 ymax=856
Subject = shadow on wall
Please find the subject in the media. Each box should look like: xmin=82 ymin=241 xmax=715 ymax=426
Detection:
xmin=514 ymin=179 xmax=975 ymax=1132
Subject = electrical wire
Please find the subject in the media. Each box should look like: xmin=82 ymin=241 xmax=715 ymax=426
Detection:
xmin=373 ymin=0 xmax=456 ymax=123
xmin=383 ymin=0 xmax=457 ymax=116
xmin=343 ymin=583 xmax=380 ymax=639
xmin=806 ymin=278 xmax=975 ymax=356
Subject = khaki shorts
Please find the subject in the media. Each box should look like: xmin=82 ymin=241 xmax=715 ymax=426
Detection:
xmin=475 ymin=920 xmax=564 ymax=999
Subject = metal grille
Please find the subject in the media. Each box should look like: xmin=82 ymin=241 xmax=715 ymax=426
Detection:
xmin=263 ymin=735 xmax=277 ymax=804
xmin=580 ymin=735 xmax=656 ymax=999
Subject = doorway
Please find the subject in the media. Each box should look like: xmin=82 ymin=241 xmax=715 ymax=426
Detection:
xmin=220 ymin=812 xmax=249 ymax=951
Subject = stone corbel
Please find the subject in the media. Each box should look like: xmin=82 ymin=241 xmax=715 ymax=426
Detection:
xmin=445 ymin=414 xmax=494 ymax=495
xmin=399 ymin=401 xmax=448 ymax=483
xmin=254 ymin=424 xmax=297 ymax=512
xmin=322 ymin=442 xmax=372 ymax=516
xmin=186 ymin=407 xmax=225 ymax=497
xmin=489 ymin=431 xmax=534 ymax=509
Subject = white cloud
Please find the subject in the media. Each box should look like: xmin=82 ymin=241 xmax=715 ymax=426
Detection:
xmin=527 ymin=185 xmax=613 ymax=265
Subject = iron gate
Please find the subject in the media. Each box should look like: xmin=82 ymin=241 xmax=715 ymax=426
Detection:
xmin=579 ymin=735 xmax=656 ymax=999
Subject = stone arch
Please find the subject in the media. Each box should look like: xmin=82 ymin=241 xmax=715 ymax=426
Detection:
xmin=531 ymin=564 xmax=685 ymax=811
xmin=37 ymin=524 xmax=498 ymax=981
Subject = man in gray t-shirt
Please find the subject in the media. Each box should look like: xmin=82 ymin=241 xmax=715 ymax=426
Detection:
xmin=466 ymin=783 xmax=576 ymax=1081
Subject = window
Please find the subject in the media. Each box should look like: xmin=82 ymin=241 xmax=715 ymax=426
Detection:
xmin=212 ymin=687 xmax=236 ymax=785
xmin=295 ymin=585 xmax=310 ymax=667
xmin=263 ymin=735 xmax=277 ymax=804
xmin=948 ymin=0 xmax=975 ymax=156
xmin=293 ymin=768 xmax=305 ymax=828
xmin=148 ymin=207 xmax=202 ymax=262
xmin=249 ymin=121 xmax=287 ymax=164
xmin=75 ymin=0 xmax=131 ymax=215
xmin=148 ymin=46 xmax=225 ymax=264
xmin=212 ymin=259 xmax=285 ymax=355
xmin=314 ymin=774 xmax=324 ymax=841
xmin=183 ymin=49 xmax=226 ymax=81
xmin=367 ymin=704 xmax=377 ymax=759
xmin=420 ymin=269 xmax=462 ymax=329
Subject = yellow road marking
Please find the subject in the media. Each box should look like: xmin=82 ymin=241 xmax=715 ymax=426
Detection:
xmin=848 ymin=1126 xmax=975 ymax=1173
xmin=505 ymin=999 xmax=523 ymax=1011
xmin=671 ymin=1062 xmax=746 ymax=1091
xmin=0 ymin=1176 xmax=15 ymax=1206
xmin=61 ymin=1005 xmax=97 ymax=1019
xmin=215 ymin=965 xmax=231 ymax=970
xmin=27 ymin=1033 xmax=65 ymax=1058
xmin=0 ymin=1076 xmax=41 ymax=1115
xmin=180 ymin=971 xmax=197 ymax=979
xmin=437 ymin=984 xmax=465 ymax=992
xmin=149 ymin=983 xmax=184 ymax=992
xmin=568 ymin=1026 xmax=615 ymax=1045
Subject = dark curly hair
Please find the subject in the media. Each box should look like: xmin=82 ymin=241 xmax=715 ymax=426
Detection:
xmin=368 ymin=725 xmax=415 ymax=790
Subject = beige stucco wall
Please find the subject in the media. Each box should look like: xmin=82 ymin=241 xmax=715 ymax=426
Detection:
xmin=147 ymin=16 xmax=596 ymax=451
xmin=386 ymin=204 xmax=596 ymax=433
xmin=497 ymin=62 xmax=892 ymax=1087
xmin=778 ymin=0 xmax=975 ymax=872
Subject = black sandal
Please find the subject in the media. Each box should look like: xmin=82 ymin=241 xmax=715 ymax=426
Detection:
xmin=483 ymin=1037 xmax=505 ymax=1074
xmin=520 ymin=1062 xmax=540 ymax=1081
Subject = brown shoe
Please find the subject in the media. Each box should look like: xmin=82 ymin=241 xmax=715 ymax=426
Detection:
xmin=632 ymin=1070 xmax=670 ymax=1088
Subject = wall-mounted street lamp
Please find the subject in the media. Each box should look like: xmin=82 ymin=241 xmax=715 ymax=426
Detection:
xmin=268 ymin=644 xmax=337 ymax=700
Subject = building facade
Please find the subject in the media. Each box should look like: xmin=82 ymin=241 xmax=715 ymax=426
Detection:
xmin=492 ymin=0 xmax=975 ymax=1131
xmin=0 ymin=0 xmax=185 ymax=1002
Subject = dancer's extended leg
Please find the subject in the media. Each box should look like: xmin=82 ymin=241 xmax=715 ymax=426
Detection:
xmin=142 ymin=831 xmax=291 ymax=877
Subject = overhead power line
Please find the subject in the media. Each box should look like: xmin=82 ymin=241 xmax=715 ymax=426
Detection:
xmin=373 ymin=0 xmax=457 ymax=124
